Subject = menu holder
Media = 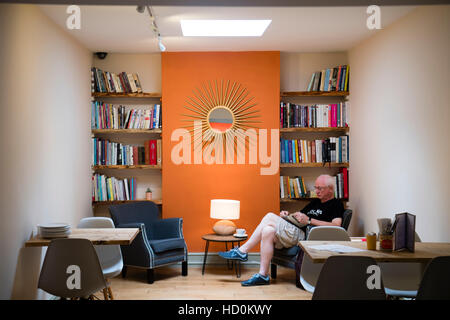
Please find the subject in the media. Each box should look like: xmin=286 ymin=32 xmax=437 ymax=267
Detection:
xmin=393 ymin=212 xmax=416 ymax=252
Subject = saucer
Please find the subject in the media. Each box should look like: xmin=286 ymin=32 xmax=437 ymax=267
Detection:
xmin=233 ymin=233 xmax=248 ymax=238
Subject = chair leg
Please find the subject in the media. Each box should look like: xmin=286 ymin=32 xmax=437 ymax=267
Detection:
xmin=107 ymin=286 xmax=115 ymax=300
xmin=147 ymin=269 xmax=154 ymax=284
xmin=271 ymin=263 xmax=277 ymax=279
xmin=102 ymin=288 xmax=109 ymax=300
xmin=122 ymin=266 xmax=127 ymax=278
xmin=182 ymin=261 xmax=188 ymax=276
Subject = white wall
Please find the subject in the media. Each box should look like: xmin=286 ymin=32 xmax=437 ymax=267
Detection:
xmin=0 ymin=4 xmax=92 ymax=299
xmin=348 ymin=6 xmax=450 ymax=240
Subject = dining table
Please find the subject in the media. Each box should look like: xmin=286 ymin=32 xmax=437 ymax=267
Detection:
xmin=25 ymin=228 xmax=140 ymax=247
xmin=299 ymin=240 xmax=450 ymax=263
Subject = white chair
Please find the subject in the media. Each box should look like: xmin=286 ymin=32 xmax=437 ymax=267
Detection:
xmin=299 ymin=226 xmax=351 ymax=293
xmin=379 ymin=232 xmax=425 ymax=298
xmin=78 ymin=217 xmax=123 ymax=300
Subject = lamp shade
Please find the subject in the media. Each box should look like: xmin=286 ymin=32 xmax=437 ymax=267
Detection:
xmin=210 ymin=199 xmax=240 ymax=220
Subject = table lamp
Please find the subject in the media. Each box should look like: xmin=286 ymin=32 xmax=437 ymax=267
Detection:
xmin=210 ymin=199 xmax=240 ymax=235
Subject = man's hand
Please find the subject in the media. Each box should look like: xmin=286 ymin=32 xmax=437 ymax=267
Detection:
xmin=292 ymin=212 xmax=309 ymax=225
xmin=280 ymin=210 xmax=289 ymax=218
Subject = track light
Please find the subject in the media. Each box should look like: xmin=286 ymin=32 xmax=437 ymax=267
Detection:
xmin=137 ymin=5 xmax=166 ymax=52
xmin=158 ymin=36 xmax=166 ymax=52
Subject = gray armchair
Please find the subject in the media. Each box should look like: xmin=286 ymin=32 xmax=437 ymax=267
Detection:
xmin=109 ymin=201 xmax=188 ymax=284
xmin=270 ymin=209 xmax=352 ymax=281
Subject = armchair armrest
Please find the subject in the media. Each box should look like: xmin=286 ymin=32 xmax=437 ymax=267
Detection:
xmin=146 ymin=218 xmax=184 ymax=240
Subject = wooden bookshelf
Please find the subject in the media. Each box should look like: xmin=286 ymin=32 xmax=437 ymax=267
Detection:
xmin=93 ymin=165 xmax=162 ymax=170
xmin=280 ymin=127 xmax=349 ymax=133
xmin=92 ymin=199 xmax=162 ymax=207
xmin=92 ymin=129 xmax=162 ymax=134
xmin=280 ymin=163 xmax=349 ymax=168
xmin=281 ymin=91 xmax=349 ymax=97
xmin=92 ymin=92 xmax=162 ymax=98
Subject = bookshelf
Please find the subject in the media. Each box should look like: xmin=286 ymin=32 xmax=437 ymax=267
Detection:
xmin=279 ymin=88 xmax=349 ymax=205
xmin=91 ymin=91 xmax=163 ymax=210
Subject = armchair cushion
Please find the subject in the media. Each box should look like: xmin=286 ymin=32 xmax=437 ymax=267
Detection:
xmin=149 ymin=238 xmax=186 ymax=253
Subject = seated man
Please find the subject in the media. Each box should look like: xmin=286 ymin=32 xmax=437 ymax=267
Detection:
xmin=218 ymin=174 xmax=344 ymax=286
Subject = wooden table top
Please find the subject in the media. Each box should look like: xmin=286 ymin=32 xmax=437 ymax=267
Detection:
xmin=202 ymin=233 xmax=248 ymax=242
xmin=25 ymin=228 xmax=140 ymax=247
xmin=299 ymin=241 xmax=450 ymax=263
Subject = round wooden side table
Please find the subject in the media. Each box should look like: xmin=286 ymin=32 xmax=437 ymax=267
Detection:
xmin=201 ymin=233 xmax=248 ymax=278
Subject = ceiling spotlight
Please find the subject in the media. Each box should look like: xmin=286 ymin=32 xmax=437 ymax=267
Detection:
xmin=136 ymin=6 xmax=145 ymax=13
xmin=158 ymin=36 xmax=166 ymax=52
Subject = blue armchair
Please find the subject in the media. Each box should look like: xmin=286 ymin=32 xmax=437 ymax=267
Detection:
xmin=109 ymin=201 xmax=188 ymax=284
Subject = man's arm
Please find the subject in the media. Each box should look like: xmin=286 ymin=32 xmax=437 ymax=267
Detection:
xmin=310 ymin=217 xmax=342 ymax=227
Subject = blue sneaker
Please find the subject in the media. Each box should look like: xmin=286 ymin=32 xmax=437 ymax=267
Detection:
xmin=241 ymin=273 xmax=270 ymax=286
xmin=218 ymin=247 xmax=248 ymax=261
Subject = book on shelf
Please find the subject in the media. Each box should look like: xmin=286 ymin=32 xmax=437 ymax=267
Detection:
xmin=280 ymin=102 xmax=348 ymax=129
xmin=93 ymin=174 xmax=137 ymax=202
xmin=280 ymin=136 xmax=348 ymax=165
xmin=91 ymin=67 xmax=143 ymax=94
xmin=92 ymin=138 xmax=162 ymax=166
xmin=91 ymin=102 xmax=162 ymax=130
xmin=280 ymin=173 xmax=348 ymax=201
xmin=306 ymin=65 xmax=349 ymax=92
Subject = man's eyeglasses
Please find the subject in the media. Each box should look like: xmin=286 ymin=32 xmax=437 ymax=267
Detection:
xmin=314 ymin=186 xmax=328 ymax=191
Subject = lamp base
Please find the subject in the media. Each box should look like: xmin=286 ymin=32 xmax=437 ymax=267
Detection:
xmin=212 ymin=220 xmax=237 ymax=236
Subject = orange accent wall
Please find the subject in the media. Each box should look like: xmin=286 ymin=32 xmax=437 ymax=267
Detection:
xmin=162 ymin=52 xmax=280 ymax=252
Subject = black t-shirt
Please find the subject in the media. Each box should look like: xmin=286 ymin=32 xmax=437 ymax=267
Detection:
xmin=302 ymin=198 xmax=344 ymax=224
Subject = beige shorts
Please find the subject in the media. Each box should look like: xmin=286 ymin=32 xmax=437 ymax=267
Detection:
xmin=275 ymin=218 xmax=305 ymax=249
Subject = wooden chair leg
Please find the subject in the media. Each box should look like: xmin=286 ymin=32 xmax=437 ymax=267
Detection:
xmin=102 ymin=288 xmax=109 ymax=300
xmin=107 ymin=286 xmax=114 ymax=300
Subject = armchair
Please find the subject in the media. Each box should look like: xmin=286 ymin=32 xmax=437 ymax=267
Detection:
xmin=270 ymin=209 xmax=352 ymax=282
xmin=109 ymin=201 xmax=188 ymax=284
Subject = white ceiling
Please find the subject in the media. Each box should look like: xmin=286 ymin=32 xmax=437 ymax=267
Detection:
xmin=39 ymin=5 xmax=416 ymax=53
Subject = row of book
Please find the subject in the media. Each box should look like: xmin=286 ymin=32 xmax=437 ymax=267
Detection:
xmin=307 ymin=65 xmax=349 ymax=92
xmin=280 ymin=176 xmax=308 ymax=199
xmin=91 ymin=67 xmax=143 ymax=93
xmin=280 ymin=102 xmax=349 ymax=128
xmin=91 ymin=102 xmax=162 ymax=130
xmin=92 ymin=174 xmax=137 ymax=202
xmin=92 ymin=139 xmax=161 ymax=166
xmin=280 ymin=136 xmax=349 ymax=164
xmin=280 ymin=168 xmax=349 ymax=200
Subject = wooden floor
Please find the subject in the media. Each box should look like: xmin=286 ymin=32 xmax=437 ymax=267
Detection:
xmin=107 ymin=265 xmax=313 ymax=300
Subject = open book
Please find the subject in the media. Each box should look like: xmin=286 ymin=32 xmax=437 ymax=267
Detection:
xmin=282 ymin=213 xmax=307 ymax=228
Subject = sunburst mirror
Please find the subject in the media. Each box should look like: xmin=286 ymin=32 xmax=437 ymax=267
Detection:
xmin=182 ymin=79 xmax=261 ymax=151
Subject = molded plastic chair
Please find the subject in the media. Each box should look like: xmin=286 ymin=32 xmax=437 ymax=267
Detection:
xmin=38 ymin=238 xmax=108 ymax=299
xmin=109 ymin=201 xmax=188 ymax=284
xmin=380 ymin=232 xmax=425 ymax=298
xmin=299 ymin=226 xmax=351 ymax=293
xmin=312 ymin=256 xmax=386 ymax=300
xmin=271 ymin=209 xmax=352 ymax=279
xmin=78 ymin=217 xmax=123 ymax=299
xmin=416 ymin=256 xmax=450 ymax=300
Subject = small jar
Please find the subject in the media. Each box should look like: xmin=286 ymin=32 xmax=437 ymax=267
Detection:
xmin=379 ymin=233 xmax=393 ymax=251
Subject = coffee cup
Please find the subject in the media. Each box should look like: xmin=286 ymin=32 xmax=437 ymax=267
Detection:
xmin=236 ymin=228 xmax=246 ymax=236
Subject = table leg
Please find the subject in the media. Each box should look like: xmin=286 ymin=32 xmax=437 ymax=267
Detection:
xmin=202 ymin=240 xmax=210 ymax=275
xmin=225 ymin=242 xmax=233 ymax=270
xmin=235 ymin=241 xmax=241 ymax=278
